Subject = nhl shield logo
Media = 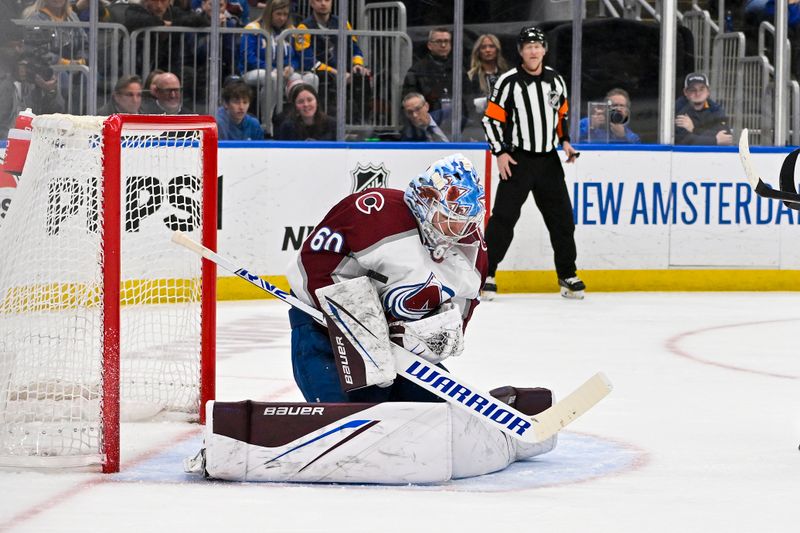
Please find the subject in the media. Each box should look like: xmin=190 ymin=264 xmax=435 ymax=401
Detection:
xmin=548 ymin=90 xmax=560 ymax=109
xmin=350 ymin=162 xmax=389 ymax=193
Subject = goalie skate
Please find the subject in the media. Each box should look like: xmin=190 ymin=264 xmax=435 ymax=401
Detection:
xmin=559 ymin=276 xmax=586 ymax=300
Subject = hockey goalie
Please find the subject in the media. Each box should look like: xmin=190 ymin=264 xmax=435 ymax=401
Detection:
xmin=190 ymin=154 xmax=572 ymax=483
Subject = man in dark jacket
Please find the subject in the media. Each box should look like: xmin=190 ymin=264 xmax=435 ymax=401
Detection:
xmin=98 ymin=75 xmax=143 ymax=115
xmin=674 ymin=73 xmax=733 ymax=146
xmin=403 ymin=27 xmax=455 ymax=113
xmin=402 ymin=27 xmax=468 ymax=136
xmin=122 ymin=0 xmax=206 ymax=73
xmin=400 ymin=92 xmax=448 ymax=142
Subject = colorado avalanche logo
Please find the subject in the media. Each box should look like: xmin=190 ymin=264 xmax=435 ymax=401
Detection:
xmin=350 ymin=162 xmax=389 ymax=193
xmin=383 ymin=273 xmax=456 ymax=320
xmin=355 ymin=191 xmax=385 ymax=214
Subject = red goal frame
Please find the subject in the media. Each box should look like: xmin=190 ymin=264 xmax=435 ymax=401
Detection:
xmin=101 ymin=114 xmax=218 ymax=473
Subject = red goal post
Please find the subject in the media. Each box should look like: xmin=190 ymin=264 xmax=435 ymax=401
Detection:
xmin=0 ymin=114 xmax=218 ymax=473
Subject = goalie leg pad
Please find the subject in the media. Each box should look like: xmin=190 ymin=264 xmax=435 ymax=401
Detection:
xmin=201 ymin=400 xmax=452 ymax=484
xmin=315 ymin=277 xmax=396 ymax=392
xmin=450 ymin=406 xmax=516 ymax=479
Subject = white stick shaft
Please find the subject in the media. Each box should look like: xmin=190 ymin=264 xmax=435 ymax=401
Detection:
xmin=172 ymin=230 xmax=323 ymax=323
xmin=738 ymin=129 xmax=800 ymax=205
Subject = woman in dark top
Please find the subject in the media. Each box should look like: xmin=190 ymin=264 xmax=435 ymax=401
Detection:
xmin=276 ymin=84 xmax=336 ymax=141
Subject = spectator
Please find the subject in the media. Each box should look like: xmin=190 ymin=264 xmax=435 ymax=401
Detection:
xmin=142 ymin=68 xmax=166 ymax=110
xmin=239 ymin=0 xmax=315 ymax=130
xmin=23 ymin=0 xmax=87 ymax=66
xmin=240 ymin=0 xmax=295 ymax=84
xmin=122 ymin=0 xmax=207 ymax=75
xmin=142 ymin=71 xmax=193 ymax=114
xmin=98 ymin=75 xmax=143 ymax=115
xmin=191 ymin=0 xmax=249 ymax=25
xmin=0 ymin=30 xmax=25 ymax=139
xmin=293 ymin=0 xmax=368 ymax=78
xmin=270 ymin=75 xmax=303 ymax=136
xmin=276 ymin=83 xmax=336 ymax=140
xmin=674 ymin=73 xmax=733 ymax=146
xmin=216 ymin=80 xmax=263 ymax=140
xmin=466 ymin=34 xmax=509 ymax=111
xmin=292 ymin=0 xmax=370 ymax=119
xmin=579 ymin=88 xmax=640 ymax=144
xmin=106 ymin=0 xmax=133 ymax=24
xmin=0 ymin=28 xmax=64 ymax=138
xmin=73 ymin=0 xmax=112 ymax=22
xmin=23 ymin=0 xmax=88 ymax=114
xmin=192 ymin=0 xmax=241 ymax=112
xmin=403 ymin=27 xmax=463 ymax=113
xmin=400 ymin=92 xmax=448 ymax=142
xmin=464 ymin=33 xmax=509 ymax=140
xmin=402 ymin=27 xmax=469 ymax=136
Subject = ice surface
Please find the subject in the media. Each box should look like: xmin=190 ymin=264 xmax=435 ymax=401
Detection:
xmin=1 ymin=293 xmax=799 ymax=532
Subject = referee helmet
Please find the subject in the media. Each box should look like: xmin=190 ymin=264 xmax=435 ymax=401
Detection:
xmin=518 ymin=26 xmax=547 ymax=49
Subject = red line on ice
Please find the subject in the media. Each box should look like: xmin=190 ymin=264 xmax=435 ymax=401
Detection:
xmin=0 ymin=383 xmax=298 ymax=531
xmin=665 ymin=318 xmax=798 ymax=380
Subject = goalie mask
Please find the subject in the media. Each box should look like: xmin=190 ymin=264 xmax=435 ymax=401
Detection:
xmin=404 ymin=153 xmax=485 ymax=261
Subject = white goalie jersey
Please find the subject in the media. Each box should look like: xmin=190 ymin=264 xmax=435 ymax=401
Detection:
xmin=286 ymin=188 xmax=488 ymax=326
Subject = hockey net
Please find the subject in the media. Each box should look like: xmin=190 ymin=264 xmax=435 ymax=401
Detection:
xmin=0 ymin=114 xmax=217 ymax=472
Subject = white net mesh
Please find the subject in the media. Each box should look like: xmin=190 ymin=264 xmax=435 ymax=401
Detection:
xmin=0 ymin=115 xmax=207 ymax=466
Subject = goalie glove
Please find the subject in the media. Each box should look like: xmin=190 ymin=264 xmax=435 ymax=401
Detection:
xmin=388 ymin=303 xmax=464 ymax=364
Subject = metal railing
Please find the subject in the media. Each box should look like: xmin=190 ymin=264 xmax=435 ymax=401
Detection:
xmin=738 ymin=56 xmax=771 ymax=145
xmin=12 ymin=19 xmax=130 ymax=115
xmin=7 ymin=4 xmax=796 ymax=146
xmin=711 ymin=32 xmax=745 ymax=124
xmin=292 ymin=0 xmax=363 ymax=28
xmin=130 ymin=26 xmax=273 ymax=124
xmin=681 ymin=9 xmax=713 ymax=76
xmin=791 ymin=80 xmax=800 ymax=145
xmin=363 ymin=1 xmax=407 ymax=32
xmin=756 ymin=21 xmax=796 ymax=146
xmin=598 ymin=0 xmax=666 ymax=21
xmin=275 ymin=28 xmax=412 ymax=136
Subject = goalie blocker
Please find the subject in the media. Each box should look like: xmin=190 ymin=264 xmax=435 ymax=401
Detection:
xmin=315 ymin=276 xmax=466 ymax=393
xmin=192 ymin=386 xmax=556 ymax=483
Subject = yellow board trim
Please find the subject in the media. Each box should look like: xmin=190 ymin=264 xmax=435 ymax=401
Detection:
xmin=215 ymin=270 xmax=800 ymax=300
xmin=495 ymin=270 xmax=800 ymax=292
xmin=217 ymin=275 xmax=291 ymax=300
xmin=0 ymin=279 xmax=200 ymax=313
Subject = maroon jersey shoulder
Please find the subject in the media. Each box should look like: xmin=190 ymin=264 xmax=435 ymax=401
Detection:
xmin=312 ymin=188 xmax=418 ymax=253
xmin=297 ymin=188 xmax=420 ymax=307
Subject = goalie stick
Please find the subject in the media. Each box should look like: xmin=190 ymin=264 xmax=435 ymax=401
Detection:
xmin=739 ymin=129 xmax=800 ymax=205
xmin=171 ymin=230 xmax=612 ymax=444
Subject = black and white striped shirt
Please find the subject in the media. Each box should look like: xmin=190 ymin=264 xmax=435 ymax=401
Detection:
xmin=482 ymin=65 xmax=570 ymax=155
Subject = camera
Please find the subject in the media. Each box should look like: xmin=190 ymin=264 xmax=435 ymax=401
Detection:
xmin=608 ymin=102 xmax=629 ymax=125
xmin=587 ymin=100 xmax=631 ymax=142
xmin=17 ymin=28 xmax=55 ymax=83
xmin=609 ymin=108 xmax=628 ymax=125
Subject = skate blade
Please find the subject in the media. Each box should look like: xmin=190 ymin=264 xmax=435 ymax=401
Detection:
xmin=560 ymin=287 xmax=585 ymax=300
xmin=481 ymin=290 xmax=497 ymax=301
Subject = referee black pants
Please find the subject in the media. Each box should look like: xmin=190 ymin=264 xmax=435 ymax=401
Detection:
xmin=485 ymin=149 xmax=577 ymax=280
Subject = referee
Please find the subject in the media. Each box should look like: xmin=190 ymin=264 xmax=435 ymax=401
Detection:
xmin=481 ymin=26 xmax=585 ymax=300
